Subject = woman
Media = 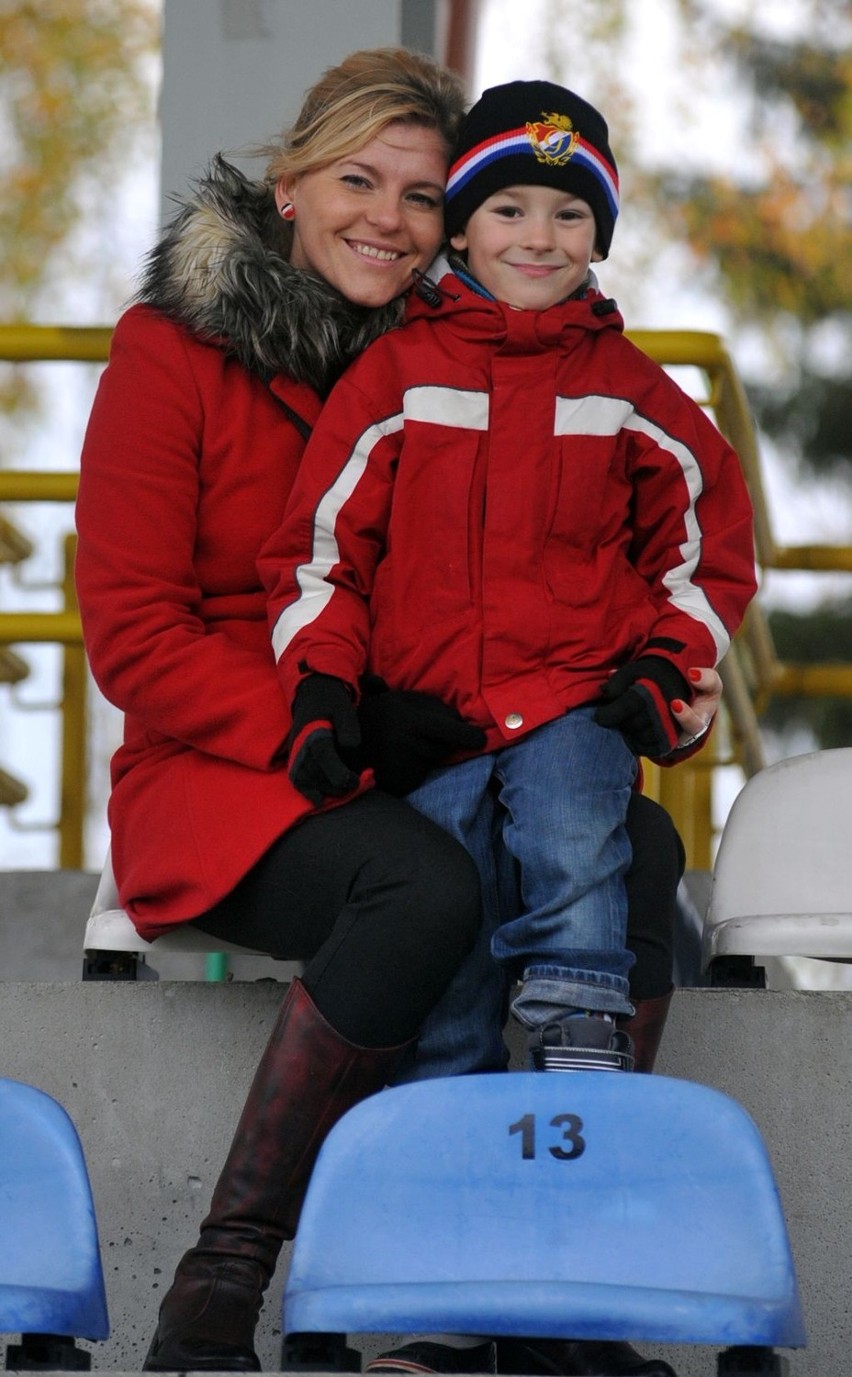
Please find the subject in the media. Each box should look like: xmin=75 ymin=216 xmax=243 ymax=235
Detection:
xmin=75 ymin=45 xmax=719 ymax=1377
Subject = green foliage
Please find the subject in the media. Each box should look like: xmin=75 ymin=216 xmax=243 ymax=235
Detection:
xmin=722 ymin=29 xmax=850 ymax=145
xmin=761 ymin=600 xmax=852 ymax=746
xmin=747 ymin=371 xmax=851 ymax=485
xmin=0 ymin=0 xmax=159 ymax=312
xmin=0 ymin=0 xmax=159 ymax=421
xmin=643 ymin=7 xmax=851 ymax=337
xmin=648 ymin=168 xmax=849 ymax=326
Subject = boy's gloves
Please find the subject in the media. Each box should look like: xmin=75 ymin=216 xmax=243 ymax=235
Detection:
xmin=287 ymin=673 xmax=362 ymax=806
xmin=593 ymin=656 xmax=692 ymax=758
xmin=357 ymin=675 xmax=487 ymax=796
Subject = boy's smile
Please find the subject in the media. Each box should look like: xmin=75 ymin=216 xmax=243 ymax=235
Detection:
xmin=450 ymin=183 xmax=601 ymax=311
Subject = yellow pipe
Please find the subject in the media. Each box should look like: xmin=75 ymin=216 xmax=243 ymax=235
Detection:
xmin=0 ymin=514 xmax=34 ymax=562
xmin=771 ymin=664 xmax=852 ymax=698
xmin=627 ymin=329 xmax=729 ymax=368
xmin=0 ymin=324 xmax=112 ymax=363
xmin=772 ymin=545 xmax=852 ymax=573
xmin=0 ymin=472 xmax=79 ymax=502
xmin=0 ymin=647 xmax=30 ymax=684
xmin=0 ymin=611 xmax=83 ymax=645
xmin=0 ymin=766 xmax=29 ymax=808
xmin=59 ymin=535 xmax=86 ymax=868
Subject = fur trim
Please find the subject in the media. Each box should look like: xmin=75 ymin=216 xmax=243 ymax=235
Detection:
xmin=136 ymin=156 xmax=403 ymax=397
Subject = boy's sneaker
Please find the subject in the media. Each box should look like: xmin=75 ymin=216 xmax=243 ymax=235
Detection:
xmin=366 ymin=1341 xmax=497 ymax=1374
xmin=529 ymin=1013 xmax=634 ymax=1073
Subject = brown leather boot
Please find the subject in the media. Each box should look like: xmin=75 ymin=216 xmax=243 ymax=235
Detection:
xmin=144 ymin=977 xmax=412 ymax=1371
xmin=616 ymin=987 xmax=674 ymax=1074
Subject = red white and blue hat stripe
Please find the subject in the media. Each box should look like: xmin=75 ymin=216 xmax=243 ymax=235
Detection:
xmin=446 ymin=125 xmax=620 ymax=222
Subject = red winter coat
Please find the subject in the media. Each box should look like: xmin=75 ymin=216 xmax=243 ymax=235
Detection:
xmin=261 ymin=256 xmax=757 ymax=755
xmin=75 ymin=160 xmax=400 ymax=938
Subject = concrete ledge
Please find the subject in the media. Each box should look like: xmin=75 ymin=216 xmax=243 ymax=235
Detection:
xmin=1 ymin=982 xmax=848 ymax=1374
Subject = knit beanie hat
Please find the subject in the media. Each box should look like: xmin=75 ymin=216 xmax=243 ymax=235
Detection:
xmin=445 ymin=80 xmax=619 ymax=257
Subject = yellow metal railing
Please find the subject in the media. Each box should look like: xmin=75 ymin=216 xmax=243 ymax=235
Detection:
xmin=0 ymin=325 xmax=112 ymax=864
xmin=0 ymin=495 xmax=36 ymax=813
xmin=1 ymin=323 xmax=851 ymax=872
xmin=0 ymin=324 xmax=113 ymax=364
xmin=628 ymin=329 xmax=852 ymax=865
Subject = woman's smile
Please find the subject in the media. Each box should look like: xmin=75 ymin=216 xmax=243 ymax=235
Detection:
xmin=346 ymin=240 xmax=405 ymax=263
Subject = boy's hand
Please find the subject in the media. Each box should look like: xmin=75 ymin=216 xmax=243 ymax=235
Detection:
xmin=593 ymin=656 xmax=691 ymax=757
xmin=358 ymin=676 xmax=486 ymax=796
xmin=287 ymin=674 xmax=361 ymax=806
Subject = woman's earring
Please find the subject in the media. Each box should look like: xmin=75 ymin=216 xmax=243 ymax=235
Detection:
xmin=280 ymin=202 xmax=296 ymax=221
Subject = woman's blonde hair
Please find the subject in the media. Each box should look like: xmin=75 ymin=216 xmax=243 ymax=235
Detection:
xmin=262 ymin=47 xmax=467 ymax=185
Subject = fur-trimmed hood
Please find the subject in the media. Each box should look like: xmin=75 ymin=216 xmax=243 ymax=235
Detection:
xmin=136 ymin=156 xmax=404 ymax=398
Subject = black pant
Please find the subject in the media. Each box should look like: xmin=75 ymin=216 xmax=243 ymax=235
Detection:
xmin=623 ymin=791 xmax=685 ymax=1000
xmin=193 ymin=789 xmax=683 ymax=1044
xmin=192 ymin=791 xmax=481 ymax=1047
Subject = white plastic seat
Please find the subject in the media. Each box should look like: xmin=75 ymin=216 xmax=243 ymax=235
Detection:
xmin=83 ymin=848 xmax=298 ymax=979
xmin=84 ymin=849 xmax=267 ymax=955
xmin=703 ymin=748 xmax=852 ymax=974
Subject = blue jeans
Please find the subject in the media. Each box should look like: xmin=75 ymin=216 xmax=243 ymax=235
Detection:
xmin=391 ymin=709 xmax=636 ymax=1084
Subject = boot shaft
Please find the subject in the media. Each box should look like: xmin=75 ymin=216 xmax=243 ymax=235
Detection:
xmin=200 ymin=977 xmax=413 ymax=1268
xmin=617 ymin=987 xmax=673 ymax=1073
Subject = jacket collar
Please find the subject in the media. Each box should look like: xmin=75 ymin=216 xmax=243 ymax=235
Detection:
xmin=407 ymin=252 xmax=624 ymax=351
xmin=135 ymin=155 xmax=404 ymax=397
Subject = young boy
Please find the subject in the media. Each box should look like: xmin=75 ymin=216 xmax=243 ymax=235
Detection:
xmin=259 ymin=80 xmax=757 ymax=1072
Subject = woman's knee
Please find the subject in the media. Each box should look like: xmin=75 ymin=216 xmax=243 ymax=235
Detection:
xmin=624 ymin=793 xmax=682 ymax=998
xmin=341 ymin=792 xmax=482 ymax=958
xmin=626 ymin=793 xmax=685 ymax=884
xmin=388 ymin=810 xmax=482 ymax=963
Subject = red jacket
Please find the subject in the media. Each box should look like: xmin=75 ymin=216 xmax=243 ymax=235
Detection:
xmin=262 ymin=256 xmax=757 ymax=753
xmin=75 ymin=306 xmax=323 ymax=937
xmin=75 ymin=159 xmax=400 ymax=938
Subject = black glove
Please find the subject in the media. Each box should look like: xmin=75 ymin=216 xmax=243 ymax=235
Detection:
xmin=287 ymin=674 xmax=362 ymax=806
xmin=357 ymin=676 xmax=487 ymax=796
xmin=593 ymin=656 xmax=691 ymax=758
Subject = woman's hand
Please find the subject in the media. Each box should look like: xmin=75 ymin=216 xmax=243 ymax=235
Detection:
xmin=670 ymin=666 xmax=722 ymax=749
xmin=287 ymin=674 xmax=362 ymax=805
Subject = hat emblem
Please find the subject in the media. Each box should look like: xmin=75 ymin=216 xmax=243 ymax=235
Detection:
xmin=525 ymin=111 xmax=579 ymax=166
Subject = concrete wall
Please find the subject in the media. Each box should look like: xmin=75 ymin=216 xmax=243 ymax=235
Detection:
xmin=1 ymin=937 xmax=850 ymax=1374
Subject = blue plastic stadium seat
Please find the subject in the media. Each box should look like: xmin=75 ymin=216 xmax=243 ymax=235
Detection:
xmin=283 ymin=1072 xmax=805 ymax=1361
xmin=0 ymin=1078 xmax=109 ymax=1355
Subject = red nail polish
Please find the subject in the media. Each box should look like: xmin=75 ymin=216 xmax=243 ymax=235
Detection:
xmin=687 ymin=668 xmax=701 ymax=683
xmin=671 ymin=699 xmax=684 ymax=712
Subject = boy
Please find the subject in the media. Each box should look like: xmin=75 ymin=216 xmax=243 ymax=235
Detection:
xmin=259 ymin=80 xmax=756 ymax=1073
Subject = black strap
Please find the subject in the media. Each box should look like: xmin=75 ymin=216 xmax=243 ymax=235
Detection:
xmin=261 ymin=371 xmax=314 ymax=442
xmin=270 ymin=392 xmax=313 ymax=443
